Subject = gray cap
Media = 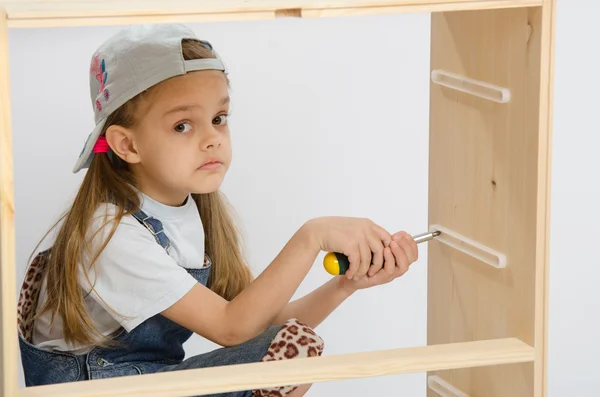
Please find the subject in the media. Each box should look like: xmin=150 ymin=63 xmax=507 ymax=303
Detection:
xmin=73 ymin=23 xmax=227 ymax=173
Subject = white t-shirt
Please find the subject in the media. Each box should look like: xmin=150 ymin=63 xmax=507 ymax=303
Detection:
xmin=32 ymin=192 xmax=205 ymax=354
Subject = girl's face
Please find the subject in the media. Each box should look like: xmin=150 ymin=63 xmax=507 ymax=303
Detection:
xmin=109 ymin=70 xmax=232 ymax=206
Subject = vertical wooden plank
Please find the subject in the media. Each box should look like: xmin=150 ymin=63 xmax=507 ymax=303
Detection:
xmin=427 ymin=6 xmax=546 ymax=397
xmin=534 ymin=1 xmax=556 ymax=396
xmin=0 ymin=8 xmax=18 ymax=397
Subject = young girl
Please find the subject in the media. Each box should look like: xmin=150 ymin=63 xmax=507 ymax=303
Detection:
xmin=16 ymin=23 xmax=418 ymax=397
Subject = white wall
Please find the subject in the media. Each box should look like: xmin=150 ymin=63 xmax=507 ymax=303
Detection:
xmin=8 ymin=1 xmax=599 ymax=395
xmin=548 ymin=0 xmax=600 ymax=395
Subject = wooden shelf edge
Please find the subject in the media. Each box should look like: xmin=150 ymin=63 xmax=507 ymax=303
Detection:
xmin=19 ymin=338 xmax=534 ymax=397
xmin=2 ymin=0 xmax=543 ymax=28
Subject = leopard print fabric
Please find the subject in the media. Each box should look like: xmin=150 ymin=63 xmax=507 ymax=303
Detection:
xmin=202 ymin=253 xmax=211 ymax=268
xmin=252 ymin=318 xmax=325 ymax=397
xmin=17 ymin=249 xmax=50 ymax=343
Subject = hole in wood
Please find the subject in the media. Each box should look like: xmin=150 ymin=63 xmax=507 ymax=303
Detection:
xmin=429 ymin=224 xmax=507 ymax=268
xmin=275 ymin=8 xmax=302 ymax=18
xmin=527 ymin=23 xmax=533 ymax=43
xmin=428 ymin=375 xmax=471 ymax=397
xmin=431 ymin=69 xmax=511 ymax=103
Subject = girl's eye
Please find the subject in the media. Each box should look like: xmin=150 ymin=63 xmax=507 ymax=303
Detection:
xmin=174 ymin=122 xmax=192 ymax=133
xmin=213 ymin=114 xmax=229 ymax=125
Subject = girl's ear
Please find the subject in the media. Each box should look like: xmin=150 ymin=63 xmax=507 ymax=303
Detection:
xmin=105 ymin=125 xmax=140 ymax=165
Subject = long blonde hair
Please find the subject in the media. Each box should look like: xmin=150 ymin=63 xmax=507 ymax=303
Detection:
xmin=34 ymin=39 xmax=252 ymax=347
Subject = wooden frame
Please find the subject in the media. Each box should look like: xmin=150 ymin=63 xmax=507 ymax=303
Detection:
xmin=0 ymin=1 xmax=555 ymax=396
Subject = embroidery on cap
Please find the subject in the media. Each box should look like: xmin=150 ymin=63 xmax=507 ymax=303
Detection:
xmin=91 ymin=53 xmax=109 ymax=111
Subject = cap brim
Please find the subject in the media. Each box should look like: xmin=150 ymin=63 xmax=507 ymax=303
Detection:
xmin=72 ymin=117 xmax=107 ymax=173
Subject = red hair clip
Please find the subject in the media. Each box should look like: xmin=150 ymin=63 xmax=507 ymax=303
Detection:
xmin=93 ymin=136 xmax=110 ymax=153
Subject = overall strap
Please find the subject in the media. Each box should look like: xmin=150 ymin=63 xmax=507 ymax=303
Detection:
xmin=131 ymin=209 xmax=171 ymax=252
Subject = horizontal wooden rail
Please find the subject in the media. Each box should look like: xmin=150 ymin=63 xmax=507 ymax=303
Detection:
xmin=19 ymin=338 xmax=534 ymax=397
xmin=0 ymin=0 xmax=543 ymax=28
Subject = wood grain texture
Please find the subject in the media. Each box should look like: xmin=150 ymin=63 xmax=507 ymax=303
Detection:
xmin=534 ymin=1 xmax=556 ymax=396
xmin=302 ymin=0 xmax=541 ymax=18
xmin=0 ymin=9 xmax=18 ymax=397
xmin=427 ymin=5 xmax=551 ymax=397
xmin=19 ymin=338 xmax=534 ymax=397
xmin=0 ymin=0 xmax=542 ymax=28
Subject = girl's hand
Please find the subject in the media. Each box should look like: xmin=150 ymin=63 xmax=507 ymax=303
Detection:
xmin=306 ymin=216 xmax=392 ymax=281
xmin=338 ymin=231 xmax=418 ymax=292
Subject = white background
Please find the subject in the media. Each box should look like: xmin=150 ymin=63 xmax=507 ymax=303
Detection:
xmin=7 ymin=0 xmax=599 ymax=395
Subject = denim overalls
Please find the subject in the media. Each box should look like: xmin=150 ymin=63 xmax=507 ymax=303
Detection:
xmin=17 ymin=209 xmax=283 ymax=397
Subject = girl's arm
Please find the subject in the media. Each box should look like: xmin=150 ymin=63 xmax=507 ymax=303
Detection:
xmin=269 ymin=276 xmax=355 ymax=329
xmin=161 ymin=217 xmax=395 ymax=347
xmin=270 ymin=232 xmax=419 ymax=328
xmin=162 ymin=222 xmax=318 ymax=346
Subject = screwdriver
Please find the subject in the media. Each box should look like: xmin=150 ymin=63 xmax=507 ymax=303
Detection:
xmin=323 ymin=230 xmax=441 ymax=276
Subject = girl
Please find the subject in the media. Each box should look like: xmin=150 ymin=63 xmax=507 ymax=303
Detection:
xmin=16 ymin=23 xmax=418 ymax=397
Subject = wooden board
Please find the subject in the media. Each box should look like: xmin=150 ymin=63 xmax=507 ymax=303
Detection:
xmin=534 ymin=2 xmax=556 ymax=396
xmin=19 ymin=338 xmax=534 ymax=397
xmin=0 ymin=0 xmax=542 ymax=28
xmin=0 ymin=9 xmax=18 ymax=397
xmin=427 ymin=4 xmax=553 ymax=397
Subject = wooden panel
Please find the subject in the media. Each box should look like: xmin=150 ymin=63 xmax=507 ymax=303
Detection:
xmin=0 ymin=9 xmax=18 ymax=397
xmin=302 ymin=0 xmax=541 ymax=18
xmin=19 ymin=338 xmax=533 ymax=397
xmin=534 ymin=2 xmax=556 ymax=396
xmin=0 ymin=0 xmax=542 ymax=28
xmin=427 ymin=4 xmax=552 ymax=397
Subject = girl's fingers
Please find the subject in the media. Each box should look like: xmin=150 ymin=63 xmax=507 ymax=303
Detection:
xmin=367 ymin=234 xmax=385 ymax=277
xmin=382 ymin=246 xmax=396 ymax=276
xmin=368 ymin=247 xmax=396 ymax=285
xmin=344 ymin=246 xmax=361 ymax=280
xmin=372 ymin=224 xmax=393 ymax=248
xmin=350 ymin=228 xmax=418 ymax=281
xmin=356 ymin=242 xmax=371 ymax=280
xmin=390 ymin=240 xmax=410 ymax=276
xmin=395 ymin=232 xmax=418 ymax=264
